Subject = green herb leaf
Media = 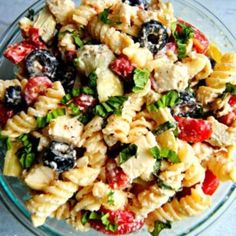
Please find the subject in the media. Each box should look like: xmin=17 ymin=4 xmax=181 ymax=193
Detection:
xmin=94 ymin=96 xmax=128 ymax=118
xmin=78 ymin=113 xmax=93 ymax=125
xmin=150 ymin=146 xmax=180 ymax=164
xmin=101 ymin=213 xmax=110 ymax=226
xmin=37 ymin=108 xmax=66 ymax=128
xmin=224 ymin=83 xmax=236 ymax=95
xmin=147 ymin=91 xmax=180 ymax=112
xmin=153 ymin=121 xmax=176 ymax=136
xmin=68 ymin=103 xmax=81 ymax=116
xmin=72 ymin=32 xmax=84 ymax=48
xmin=81 ymin=86 xmax=96 ymax=96
xmin=17 ymin=134 xmax=37 ymax=169
xmin=99 ymin=8 xmax=121 ymax=25
xmin=0 ymin=132 xmax=12 ymax=158
xmin=119 ymin=144 xmax=138 ymax=165
xmin=151 ymin=221 xmax=171 ymax=236
xmin=107 ymin=191 xmax=115 ymax=206
xmin=88 ymin=72 xmax=97 ymax=88
xmin=89 ymin=212 xmax=101 ymax=220
xmin=157 ymin=178 xmax=174 ymax=190
xmin=81 ymin=211 xmax=90 ymax=225
xmin=61 ymin=94 xmax=72 ymax=105
xmin=132 ymin=68 xmax=150 ymax=93
xmin=172 ymin=21 xmax=194 ymax=59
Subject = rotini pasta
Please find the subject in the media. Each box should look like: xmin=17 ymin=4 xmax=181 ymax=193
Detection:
xmin=146 ymin=185 xmax=211 ymax=230
xmin=87 ymin=16 xmax=134 ymax=54
xmin=206 ymin=53 xmax=236 ymax=89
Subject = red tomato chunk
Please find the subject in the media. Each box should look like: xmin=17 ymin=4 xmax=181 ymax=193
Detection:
xmin=202 ymin=169 xmax=219 ymax=195
xmin=175 ymin=116 xmax=212 ymax=143
xmin=90 ymin=208 xmax=144 ymax=235
xmin=24 ymin=76 xmax=52 ymax=105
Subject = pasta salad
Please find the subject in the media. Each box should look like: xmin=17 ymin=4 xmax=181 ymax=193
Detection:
xmin=1 ymin=0 xmax=236 ymax=235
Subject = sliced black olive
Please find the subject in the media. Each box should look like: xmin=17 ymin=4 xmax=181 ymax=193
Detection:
xmin=25 ymin=49 xmax=59 ymax=79
xmin=43 ymin=141 xmax=76 ymax=172
xmin=122 ymin=0 xmax=150 ymax=9
xmin=210 ymin=58 xmax=216 ymax=69
xmin=4 ymin=86 xmax=24 ymax=110
xmin=138 ymin=20 xmax=169 ymax=54
xmin=172 ymin=91 xmax=203 ymax=118
xmin=56 ymin=63 xmax=76 ymax=93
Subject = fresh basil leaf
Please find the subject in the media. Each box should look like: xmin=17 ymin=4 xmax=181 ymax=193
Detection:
xmin=224 ymin=83 xmax=236 ymax=95
xmin=99 ymin=8 xmax=112 ymax=24
xmin=99 ymin=8 xmax=121 ymax=25
xmin=36 ymin=108 xmax=66 ymax=128
xmin=150 ymin=146 xmax=180 ymax=164
xmin=132 ymin=68 xmax=150 ymax=93
xmin=107 ymin=191 xmax=115 ymax=206
xmin=153 ymin=121 xmax=176 ymax=136
xmin=17 ymin=134 xmax=38 ymax=169
xmin=172 ymin=21 xmax=194 ymax=59
xmin=119 ymin=144 xmax=138 ymax=165
xmin=151 ymin=221 xmax=171 ymax=236
xmin=88 ymin=72 xmax=97 ymax=88
xmin=147 ymin=91 xmax=180 ymax=112
xmin=94 ymin=96 xmax=128 ymax=118
xmin=68 ymin=103 xmax=81 ymax=116
xmin=0 ymin=132 xmax=12 ymax=158
xmin=72 ymin=32 xmax=84 ymax=48
xmin=157 ymin=177 xmax=174 ymax=190
xmin=81 ymin=211 xmax=90 ymax=225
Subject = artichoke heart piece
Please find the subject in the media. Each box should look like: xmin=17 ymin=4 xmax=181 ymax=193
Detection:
xmin=34 ymin=7 xmax=57 ymax=42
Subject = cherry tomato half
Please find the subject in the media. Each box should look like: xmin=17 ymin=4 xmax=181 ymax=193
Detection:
xmin=202 ymin=169 xmax=220 ymax=195
xmin=4 ymin=41 xmax=35 ymax=64
xmin=24 ymin=76 xmax=52 ymax=105
xmin=175 ymin=116 xmax=212 ymax=143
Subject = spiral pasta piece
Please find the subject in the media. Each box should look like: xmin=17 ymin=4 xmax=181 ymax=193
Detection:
xmin=103 ymin=82 xmax=151 ymax=146
xmin=131 ymin=162 xmax=185 ymax=217
xmin=72 ymin=0 xmax=120 ymax=26
xmin=0 ymin=79 xmax=27 ymax=100
xmin=146 ymin=185 xmax=212 ymax=229
xmin=178 ymin=140 xmax=205 ymax=187
xmin=2 ymin=111 xmax=37 ymax=138
xmin=28 ymin=81 xmax=65 ymax=117
xmin=206 ymin=53 xmax=236 ymax=89
xmin=206 ymin=147 xmax=236 ymax=182
xmin=26 ymin=180 xmax=78 ymax=227
xmin=81 ymin=116 xmax=107 ymax=167
xmin=87 ymin=16 xmax=134 ymax=54
xmin=128 ymin=114 xmax=153 ymax=143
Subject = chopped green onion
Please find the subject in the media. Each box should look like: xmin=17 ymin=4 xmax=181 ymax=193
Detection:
xmin=119 ymin=144 xmax=138 ymax=165
xmin=68 ymin=103 xmax=81 ymax=116
xmin=88 ymin=72 xmax=97 ymax=88
xmin=99 ymin=8 xmax=121 ymax=25
xmin=81 ymin=211 xmax=90 ymax=225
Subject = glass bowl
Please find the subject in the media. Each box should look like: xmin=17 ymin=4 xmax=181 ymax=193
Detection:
xmin=0 ymin=0 xmax=236 ymax=235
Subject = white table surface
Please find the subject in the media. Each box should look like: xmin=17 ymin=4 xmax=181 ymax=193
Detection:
xmin=0 ymin=0 xmax=236 ymax=236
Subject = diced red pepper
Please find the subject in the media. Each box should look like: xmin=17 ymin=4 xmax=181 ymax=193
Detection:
xmin=4 ymin=41 xmax=35 ymax=64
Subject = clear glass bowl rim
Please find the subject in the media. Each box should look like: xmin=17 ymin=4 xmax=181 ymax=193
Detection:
xmin=0 ymin=0 xmax=236 ymax=236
